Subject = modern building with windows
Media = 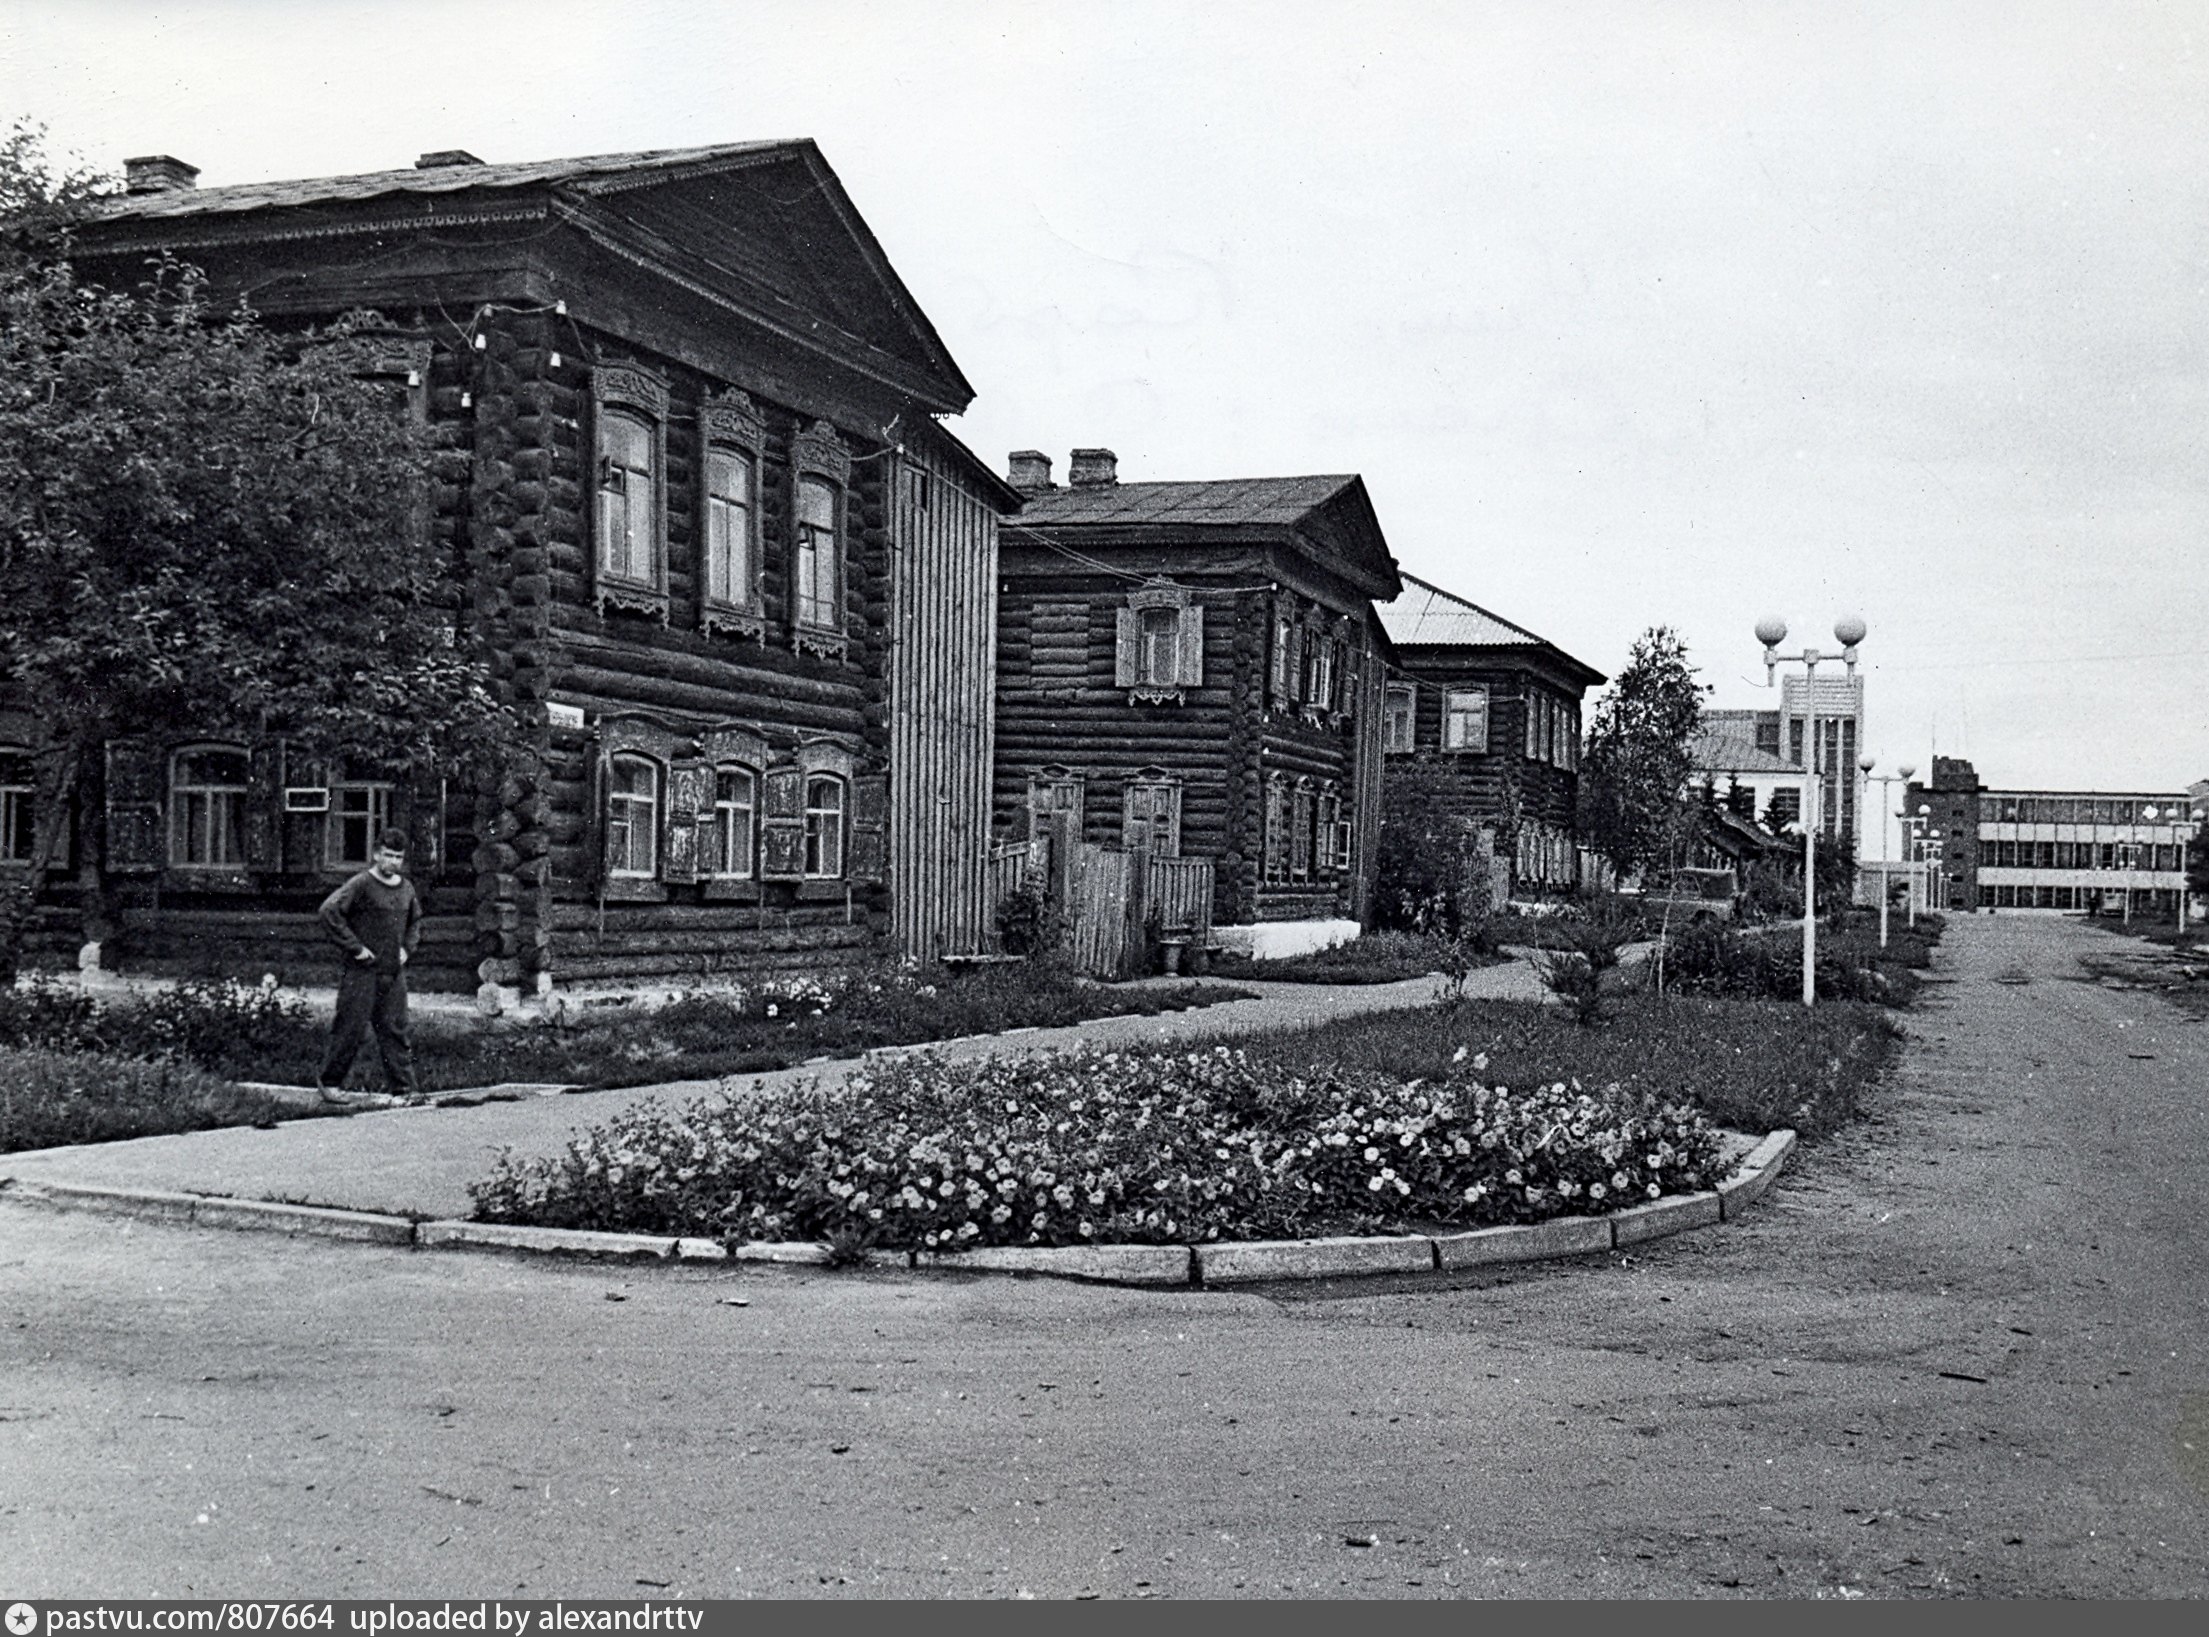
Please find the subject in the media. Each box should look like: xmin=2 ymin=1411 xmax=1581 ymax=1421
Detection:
xmin=9 ymin=141 xmax=1022 ymax=994
xmin=1373 ymin=575 xmax=1603 ymax=897
xmin=1905 ymin=757 xmax=2198 ymax=916
xmin=1692 ymin=672 xmax=1865 ymax=852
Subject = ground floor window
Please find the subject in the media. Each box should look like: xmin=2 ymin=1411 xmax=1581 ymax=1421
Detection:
xmin=607 ymin=754 xmax=660 ymax=877
xmin=326 ymin=782 xmax=393 ymax=869
xmin=714 ymin=767 xmax=756 ymax=878
xmin=0 ymin=749 xmax=32 ymax=864
xmin=170 ymin=746 xmax=250 ymax=868
xmin=804 ymin=775 xmax=845 ymax=878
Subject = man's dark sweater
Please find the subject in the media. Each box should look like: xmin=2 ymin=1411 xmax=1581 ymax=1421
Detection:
xmin=318 ymin=870 xmax=422 ymax=973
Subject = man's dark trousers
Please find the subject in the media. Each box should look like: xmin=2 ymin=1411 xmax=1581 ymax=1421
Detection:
xmin=320 ymin=964 xmax=415 ymax=1095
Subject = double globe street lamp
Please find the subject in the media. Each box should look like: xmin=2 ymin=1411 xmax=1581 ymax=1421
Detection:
xmin=1859 ymin=757 xmax=1916 ymax=949
xmin=1757 ymin=614 xmax=1867 ymax=1006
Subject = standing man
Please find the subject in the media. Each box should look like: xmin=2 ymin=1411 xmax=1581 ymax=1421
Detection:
xmin=316 ymin=825 xmax=421 ymax=1105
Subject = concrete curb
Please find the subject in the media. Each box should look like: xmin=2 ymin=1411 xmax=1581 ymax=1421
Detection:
xmin=0 ymin=1128 xmax=1798 ymax=1285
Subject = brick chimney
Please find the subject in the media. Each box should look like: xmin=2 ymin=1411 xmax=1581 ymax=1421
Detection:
xmin=123 ymin=156 xmax=199 ymax=195
xmin=415 ymin=150 xmax=486 ymax=169
xmin=1068 ymin=447 xmax=1118 ymax=488
xmin=1007 ymin=450 xmax=1055 ymax=492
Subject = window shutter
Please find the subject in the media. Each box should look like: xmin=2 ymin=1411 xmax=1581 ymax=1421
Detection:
xmin=583 ymin=746 xmax=610 ymax=888
xmin=405 ymin=774 xmax=445 ymax=876
xmin=1285 ymin=625 xmax=1304 ymax=703
xmin=1269 ymin=616 xmax=1289 ymax=707
xmin=103 ymin=739 xmax=165 ymax=873
xmin=1175 ymin=605 xmax=1204 ymax=689
xmin=760 ymin=767 xmax=806 ymax=879
xmin=1113 ymin=606 xmax=1140 ymax=688
xmin=850 ymin=772 xmax=888 ymax=884
xmin=662 ymin=760 xmax=712 ymax=885
xmin=244 ymin=741 xmax=283 ymax=870
xmin=1158 ymin=783 xmax=1183 ymax=857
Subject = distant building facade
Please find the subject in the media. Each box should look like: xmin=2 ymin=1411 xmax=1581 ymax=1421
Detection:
xmin=1692 ymin=674 xmax=1864 ymax=851
xmin=1906 ymin=757 xmax=2197 ymax=916
xmin=1374 ymin=575 xmax=1603 ymax=897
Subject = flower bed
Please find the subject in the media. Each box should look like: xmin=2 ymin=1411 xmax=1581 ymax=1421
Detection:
xmin=470 ymin=1043 xmax=1728 ymax=1249
xmin=0 ymin=1045 xmax=302 ymax=1154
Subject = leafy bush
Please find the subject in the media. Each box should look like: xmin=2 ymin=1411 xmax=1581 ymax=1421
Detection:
xmin=1530 ymin=905 xmax=1639 ymax=1024
xmin=0 ymin=1044 xmax=301 ymax=1153
xmin=470 ymin=1043 xmax=1728 ymax=1247
xmin=0 ymin=975 xmax=105 ymax=1053
xmin=1375 ymin=759 xmax=1500 ymax=941
xmin=993 ymin=884 xmax=1051 ymax=957
xmin=1657 ymin=918 xmax=1939 ymax=1007
xmin=0 ymin=973 xmax=307 ymax=1075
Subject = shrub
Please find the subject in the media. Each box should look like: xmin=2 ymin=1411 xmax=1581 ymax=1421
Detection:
xmin=994 ymin=884 xmax=1051 ymax=957
xmin=1207 ymin=930 xmax=1488 ymax=986
xmin=1376 ymin=760 xmax=1500 ymax=940
xmin=0 ymin=975 xmax=106 ymax=1054
xmin=1530 ymin=902 xmax=1638 ymax=1024
xmin=0 ymin=1044 xmax=293 ymax=1153
xmin=108 ymin=976 xmax=310 ymax=1075
xmin=470 ymin=1042 xmax=1728 ymax=1247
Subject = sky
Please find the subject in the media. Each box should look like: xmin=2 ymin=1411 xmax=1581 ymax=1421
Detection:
xmin=4 ymin=0 xmax=2205 ymax=843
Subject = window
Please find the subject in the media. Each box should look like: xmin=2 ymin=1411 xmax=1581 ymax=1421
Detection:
xmin=1263 ymin=774 xmax=1288 ymax=885
xmin=597 ymin=411 xmax=658 ymax=585
xmin=1291 ymin=781 xmax=1315 ymax=880
xmin=1027 ymin=767 xmax=1085 ymax=842
xmin=1138 ymin=605 xmax=1180 ymax=684
xmin=1116 ymin=584 xmax=1202 ymax=697
xmin=1384 ymin=685 xmax=1416 ymax=753
xmin=703 ymin=448 xmax=756 ymax=611
xmin=795 ymin=475 xmax=842 ymax=630
xmin=1270 ymin=611 xmax=1293 ymax=703
xmin=712 ymin=767 xmax=756 ymax=879
xmin=1442 ymin=688 xmax=1489 ymax=752
xmin=170 ymin=747 xmax=250 ymax=868
xmin=326 ymin=782 xmax=393 ymax=868
xmin=607 ymin=755 xmax=659 ymax=877
xmin=1309 ymin=635 xmax=1335 ymax=710
xmin=804 ymin=775 xmax=845 ymax=878
xmin=1123 ymin=775 xmax=1182 ymax=856
xmin=0 ymin=749 xmax=32 ymax=865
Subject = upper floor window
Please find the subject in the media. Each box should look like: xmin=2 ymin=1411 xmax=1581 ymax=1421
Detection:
xmin=795 ymin=476 xmax=842 ymax=630
xmin=607 ymin=754 xmax=660 ymax=878
xmin=804 ymin=775 xmax=845 ymax=878
xmin=0 ymin=749 xmax=33 ymax=864
xmin=704 ymin=448 xmax=757 ymax=611
xmin=590 ymin=367 xmax=671 ymax=618
xmin=170 ymin=746 xmax=250 ymax=868
xmin=1384 ymin=685 xmax=1416 ymax=753
xmin=1442 ymin=687 xmax=1489 ymax=753
xmin=713 ymin=766 xmax=757 ymax=880
xmin=597 ymin=411 xmax=658 ymax=585
xmin=1115 ymin=583 xmax=1203 ymax=700
xmin=327 ymin=781 xmax=394 ymax=869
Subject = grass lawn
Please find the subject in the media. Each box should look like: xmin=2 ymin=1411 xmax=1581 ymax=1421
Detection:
xmin=1205 ymin=930 xmax=1503 ymax=985
xmin=1231 ymin=990 xmax=1904 ymax=1140
xmin=0 ymin=1046 xmax=325 ymax=1155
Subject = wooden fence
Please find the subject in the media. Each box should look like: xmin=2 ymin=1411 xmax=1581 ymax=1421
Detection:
xmin=988 ymin=840 xmax=1214 ymax=979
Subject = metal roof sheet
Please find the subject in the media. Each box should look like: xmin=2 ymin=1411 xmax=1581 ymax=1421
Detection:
xmin=1008 ymin=475 xmax=1360 ymax=529
xmin=87 ymin=142 xmax=797 ymax=223
xmin=1376 ymin=573 xmax=1544 ymax=648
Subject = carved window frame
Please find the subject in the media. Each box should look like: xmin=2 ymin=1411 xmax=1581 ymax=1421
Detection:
xmin=790 ymin=421 xmax=852 ymax=659
xmin=590 ymin=365 xmax=671 ymax=622
xmin=1116 ymin=581 xmax=1201 ymax=705
xmin=699 ymin=391 xmax=768 ymax=641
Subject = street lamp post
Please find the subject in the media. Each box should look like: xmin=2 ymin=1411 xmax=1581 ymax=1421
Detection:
xmin=1860 ymin=758 xmax=1915 ymax=949
xmin=1909 ymin=804 xmax=1932 ymax=926
xmin=1756 ymin=615 xmax=1867 ymax=1006
xmin=2141 ymin=804 xmax=2200 ymax=933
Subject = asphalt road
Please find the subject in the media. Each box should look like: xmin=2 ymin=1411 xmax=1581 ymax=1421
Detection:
xmin=2 ymin=914 xmax=2204 ymax=1599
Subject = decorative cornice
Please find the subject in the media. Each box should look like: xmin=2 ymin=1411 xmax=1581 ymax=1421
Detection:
xmin=594 ymin=364 xmax=669 ymax=415
xmin=700 ymin=389 xmax=765 ymax=450
xmin=791 ymin=420 xmax=853 ymax=484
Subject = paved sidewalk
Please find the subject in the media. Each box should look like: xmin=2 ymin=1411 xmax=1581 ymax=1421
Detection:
xmin=0 ymin=956 xmax=1556 ymax=1222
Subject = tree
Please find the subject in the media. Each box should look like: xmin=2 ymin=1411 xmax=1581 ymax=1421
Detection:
xmin=0 ymin=125 xmax=508 ymax=979
xmin=1575 ymin=625 xmax=1709 ymax=882
xmin=1375 ymin=758 xmax=1497 ymax=937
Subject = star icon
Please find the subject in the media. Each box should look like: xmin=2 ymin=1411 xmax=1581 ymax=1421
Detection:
xmin=5 ymin=1604 xmax=38 ymax=1636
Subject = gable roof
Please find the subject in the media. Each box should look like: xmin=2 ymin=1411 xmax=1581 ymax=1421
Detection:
xmin=79 ymin=141 xmax=976 ymax=413
xmin=1377 ymin=573 xmax=1604 ymax=687
xmin=1693 ymin=711 xmax=1801 ymax=775
xmin=1007 ymin=474 xmax=1400 ymax=599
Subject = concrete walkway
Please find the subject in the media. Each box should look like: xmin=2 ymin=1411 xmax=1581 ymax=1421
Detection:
xmin=0 ymin=955 xmax=1557 ymax=1222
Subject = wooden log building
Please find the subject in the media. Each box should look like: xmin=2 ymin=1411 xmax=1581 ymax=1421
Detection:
xmin=993 ymin=449 xmax=1402 ymax=934
xmin=1374 ymin=573 xmax=1604 ymax=897
xmin=15 ymin=143 xmax=1018 ymax=996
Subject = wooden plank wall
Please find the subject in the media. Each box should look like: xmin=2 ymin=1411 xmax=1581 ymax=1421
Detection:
xmin=886 ymin=438 xmax=1000 ymax=959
